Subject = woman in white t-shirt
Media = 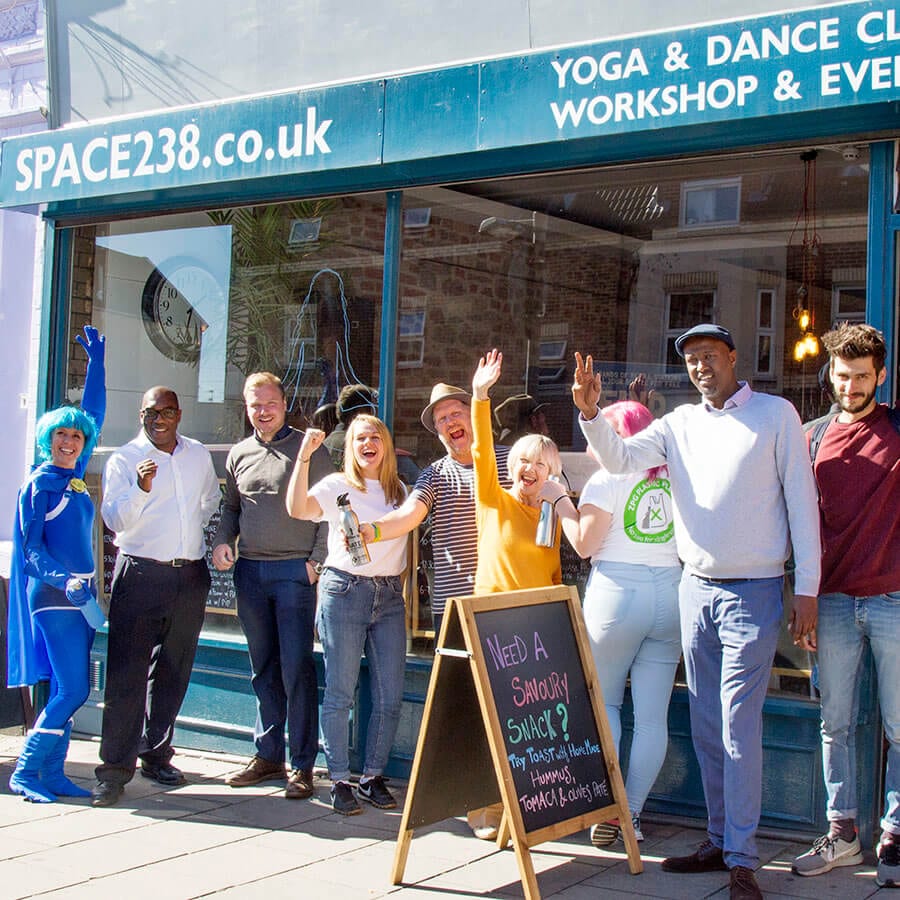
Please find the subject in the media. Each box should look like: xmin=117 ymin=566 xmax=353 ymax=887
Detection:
xmin=286 ymin=415 xmax=408 ymax=817
xmin=541 ymin=400 xmax=681 ymax=847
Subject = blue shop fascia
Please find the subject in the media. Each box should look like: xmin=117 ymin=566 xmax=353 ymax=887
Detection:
xmin=0 ymin=2 xmax=897 ymax=840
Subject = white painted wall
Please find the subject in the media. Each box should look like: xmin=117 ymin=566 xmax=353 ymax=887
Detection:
xmin=0 ymin=0 xmax=46 ymax=552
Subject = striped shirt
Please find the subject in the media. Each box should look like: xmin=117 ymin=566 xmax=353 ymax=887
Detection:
xmin=411 ymin=446 xmax=510 ymax=614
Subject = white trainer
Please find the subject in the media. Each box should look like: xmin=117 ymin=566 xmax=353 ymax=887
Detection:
xmin=792 ymin=832 xmax=863 ymax=877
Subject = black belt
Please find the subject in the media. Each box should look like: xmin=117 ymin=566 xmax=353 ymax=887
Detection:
xmin=124 ymin=554 xmax=199 ymax=568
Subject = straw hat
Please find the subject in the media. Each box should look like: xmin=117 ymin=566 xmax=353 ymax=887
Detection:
xmin=420 ymin=383 xmax=472 ymax=433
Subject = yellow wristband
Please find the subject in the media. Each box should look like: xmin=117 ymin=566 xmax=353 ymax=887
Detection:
xmin=372 ymin=523 xmax=382 ymax=542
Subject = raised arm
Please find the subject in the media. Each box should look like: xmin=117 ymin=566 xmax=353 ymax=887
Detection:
xmin=286 ymin=428 xmax=326 ymax=520
xmin=472 ymin=348 xmax=503 ymax=402
xmin=471 ymin=349 xmax=503 ymax=503
xmin=76 ymin=325 xmax=106 ymax=433
xmin=572 ymin=351 xmax=602 ymax=420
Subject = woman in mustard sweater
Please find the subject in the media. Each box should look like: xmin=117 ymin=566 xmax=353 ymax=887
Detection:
xmin=471 ymin=348 xmax=563 ymax=592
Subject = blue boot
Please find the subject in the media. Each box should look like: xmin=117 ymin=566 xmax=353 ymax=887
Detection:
xmin=9 ymin=728 xmax=60 ymax=803
xmin=40 ymin=720 xmax=91 ymax=798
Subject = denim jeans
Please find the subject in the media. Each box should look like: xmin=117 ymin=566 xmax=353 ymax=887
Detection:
xmin=234 ymin=557 xmax=319 ymax=771
xmin=315 ymin=567 xmax=406 ymax=783
xmin=817 ymin=590 xmax=900 ymax=837
xmin=583 ymin=560 xmax=682 ymax=815
xmin=680 ymin=572 xmax=783 ymax=869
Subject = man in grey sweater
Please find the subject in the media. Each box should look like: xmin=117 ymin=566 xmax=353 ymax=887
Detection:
xmin=213 ymin=372 xmax=331 ymax=799
xmin=571 ymin=324 xmax=820 ymax=900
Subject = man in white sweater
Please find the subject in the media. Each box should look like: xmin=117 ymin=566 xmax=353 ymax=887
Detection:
xmin=572 ymin=324 xmax=820 ymax=900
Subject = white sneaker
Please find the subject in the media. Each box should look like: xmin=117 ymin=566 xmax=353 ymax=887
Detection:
xmin=792 ymin=832 xmax=863 ymax=876
xmin=630 ymin=812 xmax=644 ymax=842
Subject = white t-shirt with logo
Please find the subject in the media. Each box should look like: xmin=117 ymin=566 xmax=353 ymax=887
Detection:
xmin=578 ymin=469 xmax=679 ymax=567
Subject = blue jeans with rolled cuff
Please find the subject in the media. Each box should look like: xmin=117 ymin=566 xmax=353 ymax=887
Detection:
xmin=234 ymin=557 xmax=319 ymax=772
xmin=817 ymin=590 xmax=900 ymax=838
xmin=315 ymin=567 xmax=406 ymax=784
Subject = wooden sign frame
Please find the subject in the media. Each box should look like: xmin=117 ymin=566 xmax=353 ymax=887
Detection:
xmin=392 ymin=584 xmax=641 ymax=899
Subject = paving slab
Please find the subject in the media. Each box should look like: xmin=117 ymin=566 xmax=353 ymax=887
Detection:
xmin=0 ymin=733 xmax=889 ymax=899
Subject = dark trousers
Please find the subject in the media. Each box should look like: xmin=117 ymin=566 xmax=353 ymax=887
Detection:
xmin=234 ymin=557 xmax=319 ymax=771
xmin=96 ymin=554 xmax=210 ymax=784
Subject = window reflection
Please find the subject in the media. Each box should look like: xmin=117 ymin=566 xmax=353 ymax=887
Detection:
xmin=64 ymin=147 xmax=869 ymax=685
xmin=397 ymin=147 xmax=869 ymax=691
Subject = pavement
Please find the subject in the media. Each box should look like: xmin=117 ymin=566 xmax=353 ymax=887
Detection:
xmin=0 ymin=731 xmax=888 ymax=899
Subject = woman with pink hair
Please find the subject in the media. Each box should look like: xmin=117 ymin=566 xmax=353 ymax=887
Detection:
xmin=542 ymin=400 xmax=681 ymax=847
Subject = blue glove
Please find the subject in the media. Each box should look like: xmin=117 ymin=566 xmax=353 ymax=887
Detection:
xmin=65 ymin=578 xmax=105 ymax=629
xmin=65 ymin=578 xmax=91 ymax=607
xmin=75 ymin=324 xmax=105 ymax=365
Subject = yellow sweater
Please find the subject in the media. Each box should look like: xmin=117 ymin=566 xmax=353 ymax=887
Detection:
xmin=472 ymin=398 xmax=562 ymax=594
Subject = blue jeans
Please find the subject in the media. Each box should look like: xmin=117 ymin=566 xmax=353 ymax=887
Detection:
xmin=234 ymin=557 xmax=319 ymax=771
xmin=680 ymin=573 xmax=783 ymax=869
xmin=315 ymin=567 xmax=406 ymax=783
xmin=817 ymin=590 xmax=900 ymax=837
xmin=583 ymin=560 xmax=682 ymax=815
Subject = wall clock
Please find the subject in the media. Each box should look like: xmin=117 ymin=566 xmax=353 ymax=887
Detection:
xmin=141 ymin=258 xmax=221 ymax=362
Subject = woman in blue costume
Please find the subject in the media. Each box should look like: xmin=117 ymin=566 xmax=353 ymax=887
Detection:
xmin=7 ymin=325 xmax=107 ymax=802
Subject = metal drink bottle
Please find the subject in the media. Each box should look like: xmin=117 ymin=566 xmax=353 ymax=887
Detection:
xmin=535 ymin=475 xmax=560 ymax=547
xmin=337 ymin=493 xmax=371 ymax=566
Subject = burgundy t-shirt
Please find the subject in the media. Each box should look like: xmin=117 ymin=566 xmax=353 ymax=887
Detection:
xmin=814 ymin=404 xmax=900 ymax=596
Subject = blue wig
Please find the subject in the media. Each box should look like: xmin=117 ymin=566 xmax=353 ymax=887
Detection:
xmin=35 ymin=406 xmax=98 ymax=465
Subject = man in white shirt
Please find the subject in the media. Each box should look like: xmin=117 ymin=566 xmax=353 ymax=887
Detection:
xmin=92 ymin=387 xmax=220 ymax=808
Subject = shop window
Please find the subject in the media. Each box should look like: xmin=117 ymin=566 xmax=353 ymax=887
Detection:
xmin=63 ymin=147 xmax=870 ymax=680
xmin=397 ymin=306 xmax=426 ymax=368
xmin=287 ymin=217 xmax=322 ymax=245
xmin=831 ymin=282 xmax=866 ymax=324
xmin=403 ymin=208 xmax=432 ymax=229
xmin=664 ymin=290 xmax=716 ymax=367
xmin=680 ymin=177 xmax=741 ymax=229
xmin=68 ymin=195 xmax=386 ymax=639
xmin=755 ymin=288 xmax=777 ymax=378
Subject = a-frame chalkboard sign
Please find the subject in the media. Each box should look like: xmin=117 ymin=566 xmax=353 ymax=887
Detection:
xmin=392 ymin=584 xmax=641 ymax=899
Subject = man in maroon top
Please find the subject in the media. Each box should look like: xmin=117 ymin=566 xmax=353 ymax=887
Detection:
xmin=792 ymin=323 xmax=900 ymax=889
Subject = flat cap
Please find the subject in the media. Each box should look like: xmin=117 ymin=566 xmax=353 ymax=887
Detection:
xmin=674 ymin=323 xmax=735 ymax=358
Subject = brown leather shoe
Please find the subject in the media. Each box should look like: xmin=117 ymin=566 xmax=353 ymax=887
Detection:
xmin=225 ymin=756 xmax=286 ymax=787
xmin=662 ymin=839 xmax=729 ymax=873
xmin=730 ymin=865 xmax=763 ymax=900
xmin=285 ymin=768 xmax=314 ymax=800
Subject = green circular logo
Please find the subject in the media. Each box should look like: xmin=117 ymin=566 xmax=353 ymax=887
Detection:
xmin=623 ymin=477 xmax=674 ymax=544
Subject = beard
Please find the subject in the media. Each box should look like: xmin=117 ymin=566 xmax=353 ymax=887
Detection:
xmin=836 ymin=385 xmax=877 ymax=415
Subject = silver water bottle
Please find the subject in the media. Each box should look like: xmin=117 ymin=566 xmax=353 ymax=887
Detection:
xmin=535 ymin=475 xmax=561 ymax=547
xmin=337 ymin=493 xmax=371 ymax=566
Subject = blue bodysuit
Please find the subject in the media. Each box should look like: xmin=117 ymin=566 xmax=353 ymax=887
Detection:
xmin=7 ymin=351 xmax=106 ymax=720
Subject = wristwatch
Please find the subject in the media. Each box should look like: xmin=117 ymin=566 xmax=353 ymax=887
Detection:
xmin=311 ymin=561 xmax=325 ymax=576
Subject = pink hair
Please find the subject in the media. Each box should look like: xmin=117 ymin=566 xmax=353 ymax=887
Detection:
xmin=600 ymin=401 xmax=665 ymax=483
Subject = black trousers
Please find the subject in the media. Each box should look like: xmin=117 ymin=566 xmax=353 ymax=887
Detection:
xmin=95 ymin=554 xmax=210 ymax=784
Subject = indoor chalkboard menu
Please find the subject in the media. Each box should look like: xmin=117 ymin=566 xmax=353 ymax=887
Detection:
xmin=393 ymin=585 xmax=641 ymax=900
